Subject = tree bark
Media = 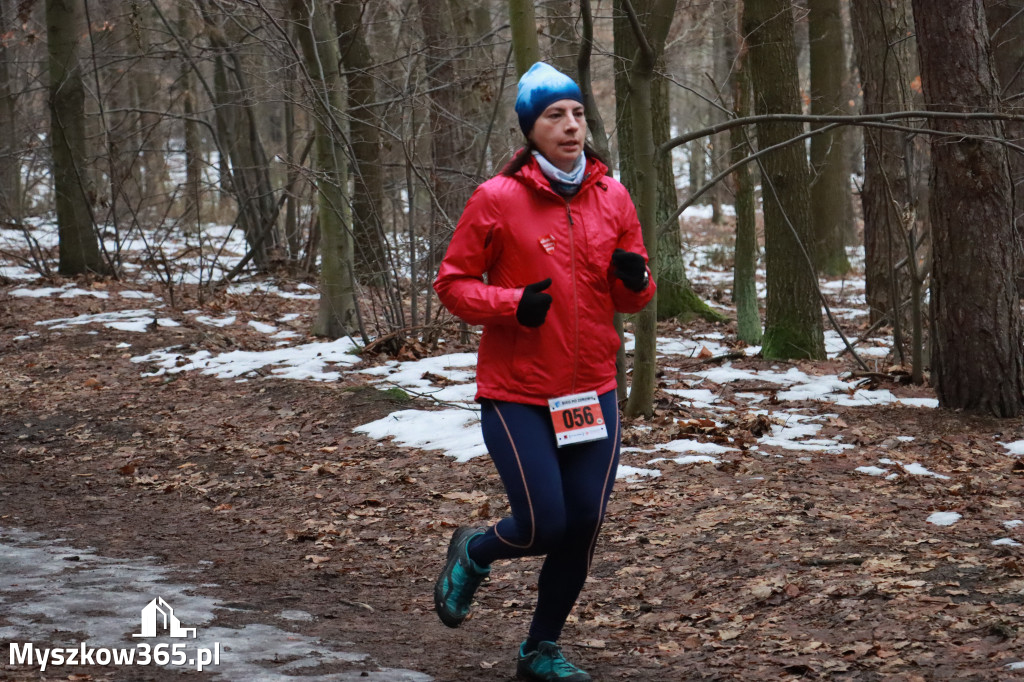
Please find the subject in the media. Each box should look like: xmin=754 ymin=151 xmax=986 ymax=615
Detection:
xmin=614 ymin=0 xmax=721 ymax=327
xmin=729 ymin=0 xmax=762 ymax=344
xmin=449 ymin=0 xmax=492 ymax=178
xmin=47 ymin=0 xmax=106 ymax=275
xmin=808 ymin=0 xmax=852 ymax=276
xmin=418 ymin=0 xmax=475 ymax=270
xmin=984 ymin=0 xmax=1024 ymax=283
xmin=335 ymin=0 xmax=390 ymax=284
xmin=0 ymin=0 xmax=21 ymax=223
xmin=292 ymin=0 xmax=358 ymax=339
xmin=743 ymin=0 xmax=824 ymax=360
xmin=200 ymin=2 xmax=279 ymax=270
xmin=710 ymin=0 xmax=732 ymax=224
xmin=509 ymin=0 xmax=541 ymax=76
xmin=547 ymin=0 xmax=579 ymax=75
xmin=912 ymin=0 xmax=1024 ymax=416
xmin=178 ymin=0 xmax=202 ymax=230
xmin=850 ymin=0 xmax=916 ymax=326
xmin=130 ymin=3 xmax=170 ymax=210
xmin=619 ymin=0 xmax=679 ymax=419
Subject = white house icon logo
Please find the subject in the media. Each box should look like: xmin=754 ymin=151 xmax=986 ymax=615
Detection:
xmin=133 ymin=597 xmax=197 ymax=638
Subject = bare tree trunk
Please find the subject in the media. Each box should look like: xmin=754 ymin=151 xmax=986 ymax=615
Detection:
xmin=509 ymin=0 xmax=540 ymax=76
xmin=614 ymin=0 xmax=719 ymax=329
xmin=808 ymin=0 xmax=852 ymax=276
xmin=743 ymin=0 xmax=824 ymax=360
xmin=729 ymin=0 xmax=762 ymax=344
xmin=984 ymin=0 xmax=1024 ymax=286
xmin=335 ymin=0 xmax=390 ymax=284
xmin=283 ymin=65 xmax=300 ymax=260
xmin=418 ymin=0 xmax=475 ymax=270
xmin=178 ymin=0 xmax=201 ymax=230
xmin=200 ymin=2 xmax=279 ymax=270
xmin=621 ymin=0 xmax=679 ymax=420
xmin=710 ymin=0 xmax=732 ymax=224
xmin=47 ymin=0 xmax=105 ymax=275
xmin=130 ymin=3 xmax=170 ymax=212
xmin=449 ymin=0 xmax=492 ymax=178
xmin=292 ymin=0 xmax=358 ymax=339
xmin=547 ymin=0 xmax=579 ymax=74
xmin=850 ymin=0 xmax=916 ymax=325
xmin=913 ymin=0 xmax=1024 ymax=416
xmin=688 ymin=138 xmax=706 ymax=199
xmin=0 ymin=0 xmax=21 ymax=223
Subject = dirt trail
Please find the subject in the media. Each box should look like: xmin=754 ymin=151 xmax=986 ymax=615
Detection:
xmin=3 ymin=289 xmax=1024 ymax=681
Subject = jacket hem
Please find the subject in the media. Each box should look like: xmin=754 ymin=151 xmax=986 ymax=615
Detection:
xmin=475 ymin=377 xmax=619 ymax=406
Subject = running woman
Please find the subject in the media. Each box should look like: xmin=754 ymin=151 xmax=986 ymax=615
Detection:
xmin=433 ymin=62 xmax=656 ymax=682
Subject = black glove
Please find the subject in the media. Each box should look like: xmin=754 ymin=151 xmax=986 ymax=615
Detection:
xmin=516 ymin=278 xmax=553 ymax=327
xmin=611 ymin=249 xmax=649 ymax=292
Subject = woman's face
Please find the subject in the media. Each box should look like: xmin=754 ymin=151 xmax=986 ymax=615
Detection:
xmin=529 ymin=99 xmax=587 ymax=173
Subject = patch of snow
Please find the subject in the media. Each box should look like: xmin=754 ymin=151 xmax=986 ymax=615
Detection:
xmin=654 ymin=439 xmax=737 ymax=456
xmin=195 ymin=315 xmax=237 ymax=327
xmin=120 ymin=290 xmax=158 ymax=300
xmin=855 ymin=466 xmax=890 ymax=477
xmin=0 ymin=264 xmax=40 ymax=280
xmin=0 ymin=527 xmax=431 ymax=681
xmin=10 ymin=286 xmax=72 ymax=298
xmin=657 ymin=337 xmax=729 ymax=358
xmin=60 ymin=287 xmax=110 ymax=299
xmin=760 ymin=436 xmax=852 ymax=453
xmin=879 ymin=458 xmax=950 ymax=480
xmin=926 ymin=512 xmax=961 ymax=526
xmin=353 ymin=408 xmax=485 ymax=462
xmin=132 ymin=338 xmax=360 ymax=382
xmin=664 ymin=388 xmax=720 ymax=407
xmin=1000 ymin=440 xmax=1024 ymax=456
xmin=992 ymin=537 xmax=1022 ymax=547
xmin=357 ymin=353 xmax=478 ymax=401
xmin=648 ymin=455 xmax=721 ymax=466
xmin=248 ymin=320 xmax=278 ymax=334
xmin=616 ymin=465 xmax=661 ymax=479
xmin=36 ymin=309 xmax=162 ymax=333
xmin=278 ymin=609 xmax=315 ymax=622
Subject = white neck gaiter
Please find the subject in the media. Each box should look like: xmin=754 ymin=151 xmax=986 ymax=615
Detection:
xmin=532 ymin=150 xmax=586 ymax=195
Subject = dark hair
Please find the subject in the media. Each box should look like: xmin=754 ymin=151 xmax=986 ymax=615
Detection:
xmin=500 ymin=141 xmax=608 ymax=178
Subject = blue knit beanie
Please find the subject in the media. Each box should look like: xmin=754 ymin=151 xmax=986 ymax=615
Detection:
xmin=515 ymin=62 xmax=584 ymax=136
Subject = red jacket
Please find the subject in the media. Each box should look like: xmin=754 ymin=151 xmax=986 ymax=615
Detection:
xmin=434 ymin=155 xmax=656 ymax=405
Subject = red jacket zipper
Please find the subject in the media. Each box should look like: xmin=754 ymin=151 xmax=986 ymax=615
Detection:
xmin=566 ymin=200 xmax=580 ymax=393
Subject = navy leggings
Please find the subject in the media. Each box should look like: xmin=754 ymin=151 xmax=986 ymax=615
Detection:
xmin=466 ymin=389 xmax=620 ymax=643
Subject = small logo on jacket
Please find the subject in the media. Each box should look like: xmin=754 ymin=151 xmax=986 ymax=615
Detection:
xmin=539 ymin=235 xmax=556 ymax=254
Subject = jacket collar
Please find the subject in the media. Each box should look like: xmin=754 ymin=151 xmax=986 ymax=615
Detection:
xmin=514 ymin=153 xmax=609 ymax=200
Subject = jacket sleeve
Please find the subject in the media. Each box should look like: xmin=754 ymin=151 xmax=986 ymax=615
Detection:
xmin=608 ymin=191 xmax=657 ymax=314
xmin=434 ymin=186 xmax=523 ymax=326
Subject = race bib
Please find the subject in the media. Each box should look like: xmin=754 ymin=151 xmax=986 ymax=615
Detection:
xmin=548 ymin=391 xmax=608 ymax=447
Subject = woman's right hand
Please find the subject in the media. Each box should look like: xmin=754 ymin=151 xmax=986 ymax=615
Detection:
xmin=516 ymin=278 xmax=553 ymax=327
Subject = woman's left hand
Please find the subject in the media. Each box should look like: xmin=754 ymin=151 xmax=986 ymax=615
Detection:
xmin=610 ymin=249 xmax=649 ymax=292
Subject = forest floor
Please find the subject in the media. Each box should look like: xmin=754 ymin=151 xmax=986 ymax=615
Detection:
xmin=2 ymin=223 xmax=1024 ymax=681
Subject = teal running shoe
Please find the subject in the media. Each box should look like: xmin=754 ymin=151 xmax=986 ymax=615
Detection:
xmin=433 ymin=526 xmax=489 ymax=627
xmin=516 ymin=641 xmax=592 ymax=681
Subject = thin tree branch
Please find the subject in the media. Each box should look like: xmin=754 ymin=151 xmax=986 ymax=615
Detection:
xmin=659 ymin=110 xmax=1024 ymax=157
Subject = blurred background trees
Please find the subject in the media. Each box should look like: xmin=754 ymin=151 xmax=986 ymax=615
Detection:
xmin=2 ymin=0 xmax=1023 ymax=415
